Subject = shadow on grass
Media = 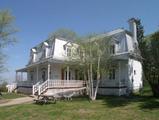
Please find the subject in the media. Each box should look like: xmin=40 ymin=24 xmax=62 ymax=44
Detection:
xmin=97 ymin=95 xmax=159 ymax=110
xmin=96 ymin=84 xmax=159 ymax=110
xmin=139 ymin=98 xmax=159 ymax=110
xmin=33 ymin=101 xmax=54 ymax=106
xmin=33 ymin=96 xmax=90 ymax=106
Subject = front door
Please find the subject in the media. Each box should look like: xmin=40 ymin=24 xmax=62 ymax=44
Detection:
xmin=42 ymin=69 xmax=46 ymax=82
xmin=61 ymin=69 xmax=64 ymax=80
xmin=64 ymin=69 xmax=71 ymax=80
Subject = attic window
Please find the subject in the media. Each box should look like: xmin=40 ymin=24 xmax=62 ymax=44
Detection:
xmin=63 ymin=45 xmax=66 ymax=50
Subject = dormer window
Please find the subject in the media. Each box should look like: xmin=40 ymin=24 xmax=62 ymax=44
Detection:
xmin=43 ymin=42 xmax=49 ymax=58
xmin=42 ymin=48 xmax=46 ymax=58
xmin=63 ymin=43 xmax=72 ymax=57
xmin=31 ymin=48 xmax=37 ymax=62
xmin=66 ymin=47 xmax=72 ymax=56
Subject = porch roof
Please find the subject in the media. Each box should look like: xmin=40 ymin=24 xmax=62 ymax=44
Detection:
xmin=26 ymin=58 xmax=65 ymax=68
xmin=16 ymin=67 xmax=27 ymax=72
xmin=112 ymin=52 xmax=129 ymax=60
xmin=112 ymin=52 xmax=142 ymax=61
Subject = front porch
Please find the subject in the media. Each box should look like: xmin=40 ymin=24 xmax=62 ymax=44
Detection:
xmin=16 ymin=61 xmax=85 ymax=95
xmin=17 ymin=62 xmax=79 ymax=82
xmin=33 ymin=80 xmax=86 ymax=96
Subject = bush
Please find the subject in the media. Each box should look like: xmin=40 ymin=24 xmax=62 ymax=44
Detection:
xmin=0 ymin=81 xmax=8 ymax=92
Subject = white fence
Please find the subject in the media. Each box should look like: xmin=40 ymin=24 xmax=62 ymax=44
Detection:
xmin=6 ymin=83 xmax=17 ymax=93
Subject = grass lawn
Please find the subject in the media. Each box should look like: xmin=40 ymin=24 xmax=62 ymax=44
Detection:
xmin=0 ymin=92 xmax=26 ymax=100
xmin=0 ymin=86 xmax=159 ymax=120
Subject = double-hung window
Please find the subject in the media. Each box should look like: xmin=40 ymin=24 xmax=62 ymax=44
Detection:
xmin=110 ymin=44 xmax=115 ymax=54
xmin=109 ymin=69 xmax=115 ymax=80
xmin=65 ymin=47 xmax=72 ymax=57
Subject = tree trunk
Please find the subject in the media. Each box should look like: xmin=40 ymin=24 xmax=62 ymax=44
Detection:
xmin=84 ymin=69 xmax=88 ymax=95
xmin=92 ymin=55 xmax=101 ymax=100
xmin=90 ymin=63 xmax=94 ymax=100
xmin=87 ymin=68 xmax=92 ymax=99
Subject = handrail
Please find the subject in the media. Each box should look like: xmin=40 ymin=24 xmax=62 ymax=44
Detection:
xmin=38 ymin=80 xmax=85 ymax=96
xmin=32 ymin=82 xmax=40 ymax=95
xmin=38 ymin=80 xmax=49 ymax=95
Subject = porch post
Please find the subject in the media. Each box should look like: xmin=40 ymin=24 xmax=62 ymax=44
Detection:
xmin=36 ymin=66 xmax=39 ymax=82
xmin=15 ymin=72 xmax=17 ymax=82
xmin=118 ymin=62 xmax=121 ymax=96
xmin=48 ymin=63 xmax=51 ymax=80
xmin=67 ymin=66 xmax=69 ymax=80
xmin=21 ymin=72 xmax=23 ymax=81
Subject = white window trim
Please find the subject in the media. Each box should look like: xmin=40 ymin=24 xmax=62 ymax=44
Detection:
xmin=65 ymin=46 xmax=72 ymax=57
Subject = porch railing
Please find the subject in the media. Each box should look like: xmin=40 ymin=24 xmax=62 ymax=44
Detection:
xmin=33 ymin=80 xmax=86 ymax=96
xmin=17 ymin=81 xmax=37 ymax=87
xmin=32 ymin=82 xmax=40 ymax=95
xmin=6 ymin=83 xmax=17 ymax=93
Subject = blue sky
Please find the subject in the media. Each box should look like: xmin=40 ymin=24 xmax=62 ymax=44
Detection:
xmin=0 ymin=0 xmax=159 ymax=83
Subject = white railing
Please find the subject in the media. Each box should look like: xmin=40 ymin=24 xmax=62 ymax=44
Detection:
xmin=37 ymin=80 xmax=85 ymax=96
xmin=6 ymin=83 xmax=17 ymax=93
xmin=32 ymin=82 xmax=40 ymax=95
xmin=17 ymin=81 xmax=36 ymax=87
xmin=38 ymin=80 xmax=49 ymax=95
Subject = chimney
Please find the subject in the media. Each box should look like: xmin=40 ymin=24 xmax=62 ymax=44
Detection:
xmin=128 ymin=18 xmax=138 ymax=44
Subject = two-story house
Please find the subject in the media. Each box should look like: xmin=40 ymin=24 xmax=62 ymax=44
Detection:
xmin=15 ymin=18 xmax=143 ymax=96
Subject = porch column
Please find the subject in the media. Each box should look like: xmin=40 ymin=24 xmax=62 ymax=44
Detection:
xmin=21 ymin=72 xmax=23 ymax=81
xmin=67 ymin=66 xmax=69 ymax=81
xmin=36 ymin=66 xmax=39 ymax=82
xmin=118 ymin=62 xmax=121 ymax=96
xmin=48 ymin=63 xmax=51 ymax=80
xmin=118 ymin=62 xmax=121 ymax=85
xmin=15 ymin=72 xmax=18 ymax=82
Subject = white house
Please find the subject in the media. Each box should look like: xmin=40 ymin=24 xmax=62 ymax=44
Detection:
xmin=14 ymin=18 xmax=143 ymax=96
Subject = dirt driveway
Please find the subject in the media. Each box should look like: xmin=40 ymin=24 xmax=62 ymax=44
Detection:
xmin=0 ymin=97 xmax=34 ymax=107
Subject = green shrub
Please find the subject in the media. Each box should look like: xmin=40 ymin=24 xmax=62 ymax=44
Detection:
xmin=0 ymin=81 xmax=8 ymax=92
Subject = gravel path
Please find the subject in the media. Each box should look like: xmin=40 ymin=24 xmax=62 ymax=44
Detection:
xmin=0 ymin=97 xmax=34 ymax=107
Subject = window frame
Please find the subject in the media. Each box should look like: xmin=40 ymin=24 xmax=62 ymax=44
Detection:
xmin=110 ymin=44 xmax=115 ymax=54
xmin=109 ymin=69 xmax=116 ymax=80
xmin=65 ymin=46 xmax=72 ymax=57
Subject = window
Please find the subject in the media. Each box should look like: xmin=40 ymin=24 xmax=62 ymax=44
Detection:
xmin=31 ymin=48 xmax=37 ymax=62
xmin=134 ymin=70 xmax=136 ymax=75
xmin=42 ymin=48 xmax=46 ymax=58
xmin=133 ymin=43 xmax=138 ymax=50
xmin=109 ymin=69 xmax=115 ymax=80
xmin=64 ymin=70 xmax=71 ymax=80
xmin=42 ymin=71 xmax=46 ymax=82
xmin=30 ymin=72 xmax=34 ymax=81
xmin=110 ymin=45 xmax=115 ymax=54
xmin=66 ymin=47 xmax=72 ymax=56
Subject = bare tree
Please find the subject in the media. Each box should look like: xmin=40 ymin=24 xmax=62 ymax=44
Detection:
xmin=0 ymin=10 xmax=17 ymax=74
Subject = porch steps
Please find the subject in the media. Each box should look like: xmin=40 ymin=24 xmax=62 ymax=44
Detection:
xmin=32 ymin=80 xmax=86 ymax=97
xmin=42 ymin=87 xmax=86 ymax=96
